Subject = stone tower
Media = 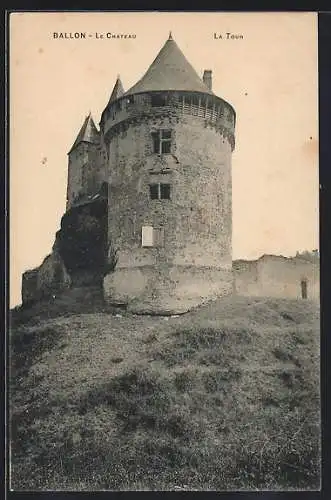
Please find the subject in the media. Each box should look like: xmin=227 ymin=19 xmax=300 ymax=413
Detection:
xmin=101 ymin=34 xmax=236 ymax=314
xmin=66 ymin=113 xmax=106 ymax=210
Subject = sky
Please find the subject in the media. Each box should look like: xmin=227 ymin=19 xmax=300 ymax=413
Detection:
xmin=9 ymin=12 xmax=319 ymax=307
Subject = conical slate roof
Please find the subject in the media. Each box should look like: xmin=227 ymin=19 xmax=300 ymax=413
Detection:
xmin=68 ymin=113 xmax=100 ymax=153
xmin=125 ymin=33 xmax=214 ymax=96
xmin=108 ymin=76 xmax=125 ymax=104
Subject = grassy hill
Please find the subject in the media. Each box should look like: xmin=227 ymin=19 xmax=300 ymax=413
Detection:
xmin=9 ymin=295 xmax=320 ymax=491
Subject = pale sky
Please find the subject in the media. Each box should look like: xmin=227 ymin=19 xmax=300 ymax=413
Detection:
xmin=9 ymin=12 xmax=319 ymax=307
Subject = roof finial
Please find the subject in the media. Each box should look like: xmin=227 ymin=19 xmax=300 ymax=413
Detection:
xmin=168 ymin=31 xmax=173 ymax=40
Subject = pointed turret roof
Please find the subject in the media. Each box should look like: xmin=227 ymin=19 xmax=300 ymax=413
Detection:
xmin=125 ymin=33 xmax=214 ymax=96
xmin=108 ymin=76 xmax=125 ymax=104
xmin=68 ymin=113 xmax=100 ymax=154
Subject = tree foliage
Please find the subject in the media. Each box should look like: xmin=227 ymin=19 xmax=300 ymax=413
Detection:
xmin=56 ymin=205 xmax=117 ymax=278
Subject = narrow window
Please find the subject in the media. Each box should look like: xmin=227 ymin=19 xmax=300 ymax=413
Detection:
xmin=149 ymin=184 xmax=159 ymax=200
xmin=151 ymin=129 xmax=172 ymax=154
xmin=151 ymin=94 xmax=167 ymax=107
xmin=161 ymin=130 xmax=171 ymax=154
xmin=301 ymin=279 xmax=308 ymax=299
xmin=149 ymin=183 xmax=171 ymax=200
xmin=151 ymin=132 xmax=160 ymax=154
xmin=160 ymin=183 xmax=171 ymax=199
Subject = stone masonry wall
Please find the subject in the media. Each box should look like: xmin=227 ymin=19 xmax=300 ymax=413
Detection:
xmin=257 ymin=255 xmax=319 ymax=301
xmin=104 ymin=265 xmax=233 ymax=314
xmin=106 ymin=107 xmax=232 ymax=271
xmin=103 ymin=94 xmax=233 ymax=312
xmin=21 ymin=250 xmax=71 ymax=304
xmin=233 ymin=260 xmax=259 ymax=295
xmin=67 ymin=143 xmax=87 ymax=207
xmin=37 ymin=250 xmax=71 ymax=297
xmin=233 ymin=255 xmax=320 ymax=301
xmin=67 ymin=142 xmax=106 ymax=209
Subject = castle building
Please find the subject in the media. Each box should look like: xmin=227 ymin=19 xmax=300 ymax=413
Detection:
xmin=100 ymin=33 xmax=235 ymax=312
xmin=21 ymin=33 xmax=319 ymax=311
xmin=58 ymin=32 xmax=236 ymax=313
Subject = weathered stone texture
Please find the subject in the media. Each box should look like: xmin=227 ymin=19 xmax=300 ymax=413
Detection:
xmin=104 ymin=265 xmax=233 ymax=315
xmin=232 ymin=260 xmax=259 ymax=296
xmin=103 ymin=97 xmax=233 ymax=311
xmin=67 ymin=144 xmax=86 ymax=206
xmin=21 ymin=251 xmax=71 ymax=304
xmin=67 ymin=142 xmax=106 ymax=209
xmin=107 ymin=113 xmax=232 ymax=267
xmin=233 ymin=255 xmax=320 ymax=301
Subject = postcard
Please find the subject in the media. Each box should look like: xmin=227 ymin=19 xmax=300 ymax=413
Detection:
xmin=9 ymin=11 xmax=320 ymax=491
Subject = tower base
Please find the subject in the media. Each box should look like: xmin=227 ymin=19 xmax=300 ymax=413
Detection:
xmin=103 ymin=265 xmax=233 ymax=315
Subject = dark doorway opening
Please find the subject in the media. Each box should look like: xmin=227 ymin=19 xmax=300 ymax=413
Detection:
xmin=301 ymin=279 xmax=308 ymax=299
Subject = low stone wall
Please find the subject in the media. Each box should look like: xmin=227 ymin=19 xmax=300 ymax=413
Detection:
xmin=233 ymin=259 xmax=259 ymax=296
xmin=233 ymin=255 xmax=320 ymax=301
xmin=21 ymin=250 xmax=71 ymax=305
xmin=103 ymin=264 xmax=233 ymax=314
xmin=22 ymin=252 xmax=319 ymax=310
xmin=257 ymin=255 xmax=319 ymax=301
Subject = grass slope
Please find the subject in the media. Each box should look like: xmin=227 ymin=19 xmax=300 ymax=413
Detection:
xmin=9 ymin=296 xmax=320 ymax=491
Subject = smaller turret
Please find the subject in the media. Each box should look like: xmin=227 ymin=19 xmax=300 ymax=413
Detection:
xmin=66 ymin=113 xmax=102 ymax=209
xmin=108 ymin=75 xmax=125 ymax=105
xmin=68 ymin=112 xmax=100 ymax=154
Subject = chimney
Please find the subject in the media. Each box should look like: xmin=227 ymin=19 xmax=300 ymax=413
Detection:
xmin=203 ymin=70 xmax=212 ymax=91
